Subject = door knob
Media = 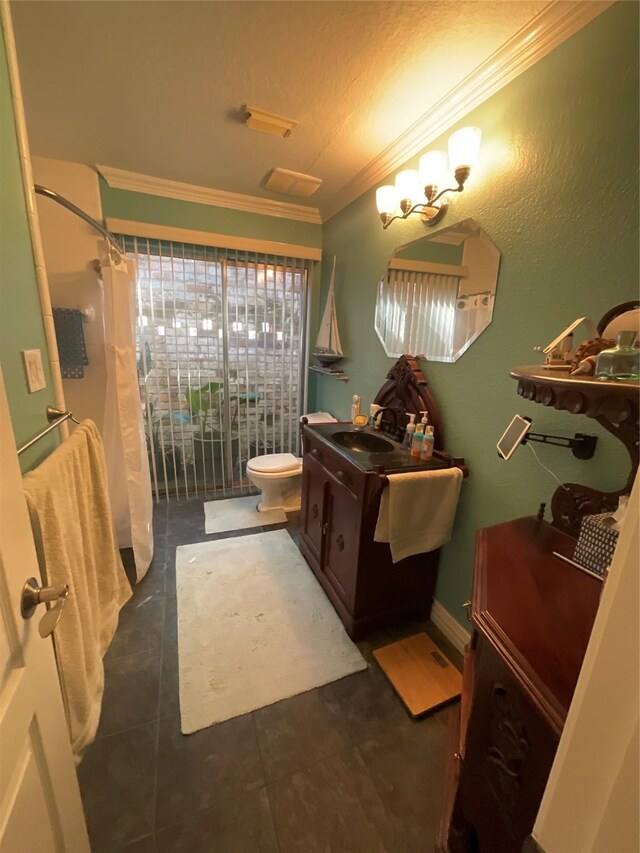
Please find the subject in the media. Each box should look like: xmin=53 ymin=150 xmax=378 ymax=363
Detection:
xmin=20 ymin=577 xmax=69 ymax=638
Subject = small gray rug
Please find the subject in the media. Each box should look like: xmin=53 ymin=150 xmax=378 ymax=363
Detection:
xmin=204 ymin=495 xmax=286 ymax=534
xmin=176 ymin=529 xmax=367 ymax=733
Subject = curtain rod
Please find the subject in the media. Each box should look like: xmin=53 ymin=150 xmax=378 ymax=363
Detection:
xmin=34 ymin=184 xmax=125 ymax=256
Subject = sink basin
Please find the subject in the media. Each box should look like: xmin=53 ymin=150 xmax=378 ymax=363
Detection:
xmin=331 ymin=430 xmax=395 ymax=453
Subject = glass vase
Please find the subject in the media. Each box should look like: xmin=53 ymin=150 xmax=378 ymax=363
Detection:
xmin=595 ymin=330 xmax=639 ymax=381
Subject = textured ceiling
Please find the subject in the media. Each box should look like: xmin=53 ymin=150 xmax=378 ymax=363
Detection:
xmin=12 ymin=0 xmax=548 ymax=218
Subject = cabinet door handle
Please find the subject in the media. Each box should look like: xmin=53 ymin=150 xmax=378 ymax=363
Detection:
xmin=336 ymin=470 xmax=351 ymax=486
xmin=322 ymin=522 xmax=329 ymax=536
xmin=462 ymin=600 xmax=472 ymax=621
xmin=336 ymin=534 xmax=345 ymax=551
xmin=311 ymin=448 xmax=319 ymax=458
xmin=311 ymin=503 xmax=319 ymax=520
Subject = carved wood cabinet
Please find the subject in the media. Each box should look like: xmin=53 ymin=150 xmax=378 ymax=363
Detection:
xmin=438 ymin=517 xmax=602 ymax=852
xmin=299 ymin=355 xmax=467 ymax=640
xmin=438 ymin=311 xmax=639 ymax=850
xmin=298 ymin=424 xmax=440 ymax=639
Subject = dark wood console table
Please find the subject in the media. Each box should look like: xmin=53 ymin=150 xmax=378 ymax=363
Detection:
xmin=437 ymin=516 xmax=602 ymax=853
xmin=438 ymin=348 xmax=638 ymax=852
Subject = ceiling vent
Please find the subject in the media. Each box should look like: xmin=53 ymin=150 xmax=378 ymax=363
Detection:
xmin=263 ymin=168 xmax=323 ymax=197
xmin=244 ymin=106 xmax=297 ymax=138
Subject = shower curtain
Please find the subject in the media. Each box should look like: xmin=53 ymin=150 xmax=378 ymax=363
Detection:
xmin=101 ymin=247 xmax=153 ymax=581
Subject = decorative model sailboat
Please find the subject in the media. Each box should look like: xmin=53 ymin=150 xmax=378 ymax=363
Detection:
xmin=314 ymin=255 xmax=344 ymax=368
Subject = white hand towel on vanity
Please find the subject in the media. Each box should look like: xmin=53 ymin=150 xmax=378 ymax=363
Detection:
xmin=374 ymin=468 xmax=463 ymax=563
xmin=23 ymin=420 xmax=132 ymax=761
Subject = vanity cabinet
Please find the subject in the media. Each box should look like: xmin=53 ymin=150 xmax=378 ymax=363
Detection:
xmin=298 ymin=425 xmax=440 ymax=639
xmin=438 ymin=517 xmax=602 ymax=853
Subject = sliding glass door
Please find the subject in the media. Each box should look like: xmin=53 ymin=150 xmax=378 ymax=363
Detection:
xmin=125 ymin=237 xmax=309 ymax=500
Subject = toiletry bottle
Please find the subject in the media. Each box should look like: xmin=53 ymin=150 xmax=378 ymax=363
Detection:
xmin=411 ymin=423 xmax=424 ymax=458
xmin=351 ymin=395 xmax=361 ymax=424
xmin=419 ymin=411 xmax=429 ymax=429
xmin=368 ymin=404 xmax=380 ymax=428
xmin=595 ymin=331 xmax=639 ymax=380
xmin=421 ymin=425 xmax=435 ymax=461
xmin=403 ymin=413 xmax=416 ymax=450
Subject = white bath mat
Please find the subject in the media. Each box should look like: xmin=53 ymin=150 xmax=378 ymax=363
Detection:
xmin=204 ymin=496 xmax=286 ymax=534
xmin=176 ymin=529 xmax=367 ymax=733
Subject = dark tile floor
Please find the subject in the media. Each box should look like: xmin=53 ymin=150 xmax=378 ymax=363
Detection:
xmin=78 ymin=498 xmax=462 ymax=853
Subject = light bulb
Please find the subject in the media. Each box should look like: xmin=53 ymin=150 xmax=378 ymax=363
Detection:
xmin=448 ymin=127 xmax=482 ymax=170
xmin=394 ymin=169 xmax=421 ymax=204
xmin=419 ymin=151 xmax=448 ymax=188
xmin=376 ymin=185 xmax=397 ymax=215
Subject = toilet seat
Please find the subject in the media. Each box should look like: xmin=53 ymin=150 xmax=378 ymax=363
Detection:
xmin=247 ymin=453 xmax=301 ymax=475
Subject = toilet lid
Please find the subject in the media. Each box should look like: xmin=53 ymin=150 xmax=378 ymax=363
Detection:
xmin=247 ymin=453 xmax=301 ymax=474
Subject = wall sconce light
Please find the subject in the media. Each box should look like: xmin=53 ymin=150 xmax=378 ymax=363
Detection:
xmin=376 ymin=127 xmax=482 ymax=229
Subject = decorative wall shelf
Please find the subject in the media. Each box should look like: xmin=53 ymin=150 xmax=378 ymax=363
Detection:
xmin=511 ymin=365 xmax=639 ymax=536
xmin=308 ymin=365 xmax=349 ymax=382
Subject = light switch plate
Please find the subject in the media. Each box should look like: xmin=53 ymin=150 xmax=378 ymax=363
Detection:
xmin=22 ymin=349 xmax=47 ymax=393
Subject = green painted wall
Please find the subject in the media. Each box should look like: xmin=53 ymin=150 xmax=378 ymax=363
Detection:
xmin=394 ymin=237 xmax=462 ymax=265
xmin=0 ymin=29 xmax=57 ymax=469
xmin=100 ymin=178 xmax=322 ymax=248
xmin=313 ymin=2 xmax=639 ymax=626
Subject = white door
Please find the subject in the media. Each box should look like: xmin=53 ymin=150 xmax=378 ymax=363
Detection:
xmin=0 ymin=371 xmax=89 ymax=852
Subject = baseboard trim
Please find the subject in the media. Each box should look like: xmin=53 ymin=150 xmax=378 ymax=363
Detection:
xmin=430 ymin=599 xmax=472 ymax=654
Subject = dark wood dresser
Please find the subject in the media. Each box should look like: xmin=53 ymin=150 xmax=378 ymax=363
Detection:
xmin=438 ymin=516 xmax=602 ymax=853
xmin=438 ymin=307 xmax=639 ymax=851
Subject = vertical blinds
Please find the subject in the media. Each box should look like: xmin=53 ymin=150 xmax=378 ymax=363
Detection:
xmin=123 ymin=236 xmax=309 ymax=500
xmin=375 ymin=269 xmax=461 ymax=361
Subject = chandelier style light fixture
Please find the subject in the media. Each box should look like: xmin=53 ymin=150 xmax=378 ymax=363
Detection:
xmin=376 ymin=127 xmax=482 ymax=229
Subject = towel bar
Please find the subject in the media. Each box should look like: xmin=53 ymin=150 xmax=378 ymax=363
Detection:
xmin=17 ymin=407 xmax=80 ymax=456
xmin=376 ymin=455 xmax=469 ymax=487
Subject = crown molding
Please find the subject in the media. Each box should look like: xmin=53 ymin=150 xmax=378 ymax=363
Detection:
xmin=323 ymin=0 xmax=613 ymax=221
xmin=97 ymin=165 xmax=322 ymax=225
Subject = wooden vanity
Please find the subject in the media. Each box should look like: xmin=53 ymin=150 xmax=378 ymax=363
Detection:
xmin=299 ymin=355 xmax=466 ymax=639
xmin=299 ymin=421 xmax=444 ymax=639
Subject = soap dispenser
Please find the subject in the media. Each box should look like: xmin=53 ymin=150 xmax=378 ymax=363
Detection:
xmin=411 ymin=428 xmax=423 ymax=458
xmin=403 ymin=413 xmax=416 ymax=450
xmin=421 ymin=425 xmax=435 ymax=461
xmin=368 ymin=404 xmax=381 ymax=428
xmin=419 ymin=411 xmax=429 ymax=429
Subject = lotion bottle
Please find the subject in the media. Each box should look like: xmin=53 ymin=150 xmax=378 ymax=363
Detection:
xmin=411 ymin=422 xmax=424 ymax=458
xmin=368 ymin=404 xmax=380 ymax=428
xmin=403 ymin=413 xmax=416 ymax=450
xmin=421 ymin=425 xmax=435 ymax=461
xmin=419 ymin=411 xmax=429 ymax=429
xmin=411 ymin=430 xmax=423 ymax=459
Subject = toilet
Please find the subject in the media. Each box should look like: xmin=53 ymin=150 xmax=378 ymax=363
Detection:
xmin=246 ymin=453 xmax=303 ymax=512
xmin=246 ymin=412 xmax=336 ymax=512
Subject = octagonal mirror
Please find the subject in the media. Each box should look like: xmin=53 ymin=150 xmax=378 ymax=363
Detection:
xmin=374 ymin=218 xmax=500 ymax=362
